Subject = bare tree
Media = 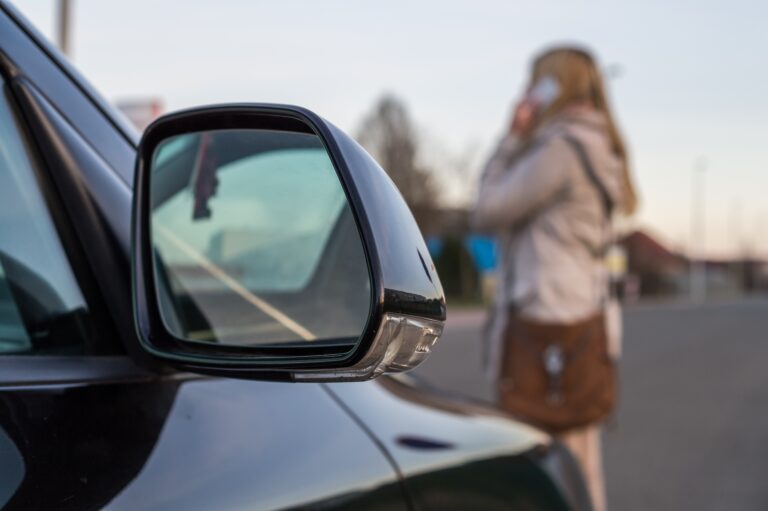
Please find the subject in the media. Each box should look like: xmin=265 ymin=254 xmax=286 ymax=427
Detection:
xmin=356 ymin=94 xmax=440 ymax=233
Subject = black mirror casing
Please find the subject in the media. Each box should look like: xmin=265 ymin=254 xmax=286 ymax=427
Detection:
xmin=133 ymin=104 xmax=446 ymax=381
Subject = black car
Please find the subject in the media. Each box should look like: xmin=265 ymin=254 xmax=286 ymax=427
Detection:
xmin=0 ymin=3 xmax=591 ymax=510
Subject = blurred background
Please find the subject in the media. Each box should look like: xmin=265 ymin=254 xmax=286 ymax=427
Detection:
xmin=15 ymin=1 xmax=768 ymax=509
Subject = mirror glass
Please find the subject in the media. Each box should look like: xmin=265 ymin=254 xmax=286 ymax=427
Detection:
xmin=149 ymin=125 xmax=371 ymax=349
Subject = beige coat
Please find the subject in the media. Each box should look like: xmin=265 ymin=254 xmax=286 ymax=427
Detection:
xmin=473 ymin=109 xmax=626 ymax=378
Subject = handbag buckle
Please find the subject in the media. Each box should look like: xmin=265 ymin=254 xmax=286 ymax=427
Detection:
xmin=543 ymin=344 xmax=564 ymax=404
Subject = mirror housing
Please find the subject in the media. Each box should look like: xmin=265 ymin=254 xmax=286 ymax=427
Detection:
xmin=132 ymin=104 xmax=446 ymax=381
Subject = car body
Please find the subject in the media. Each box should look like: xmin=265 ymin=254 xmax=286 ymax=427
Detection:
xmin=0 ymin=2 xmax=591 ymax=510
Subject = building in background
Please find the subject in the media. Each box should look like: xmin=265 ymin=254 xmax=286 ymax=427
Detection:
xmin=115 ymin=98 xmax=164 ymax=132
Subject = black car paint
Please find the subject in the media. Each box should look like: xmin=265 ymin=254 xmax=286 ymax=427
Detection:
xmin=0 ymin=3 xmax=588 ymax=510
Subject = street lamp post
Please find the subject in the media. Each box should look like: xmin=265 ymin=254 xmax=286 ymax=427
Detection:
xmin=690 ymin=158 xmax=707 ymax=302
xmin=56 ymin=0 xmax=73 ymax=57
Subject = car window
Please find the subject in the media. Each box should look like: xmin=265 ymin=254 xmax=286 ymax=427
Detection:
xmin=0 ymin=82 xmax=93 ymax=355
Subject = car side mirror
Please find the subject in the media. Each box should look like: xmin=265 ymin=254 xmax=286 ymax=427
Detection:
xmin=132 ymin=104 xmax=445 ymax=381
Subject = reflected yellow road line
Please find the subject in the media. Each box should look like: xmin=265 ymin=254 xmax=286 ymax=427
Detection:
xmin=155 ymin=225 xmax=316 ymax=341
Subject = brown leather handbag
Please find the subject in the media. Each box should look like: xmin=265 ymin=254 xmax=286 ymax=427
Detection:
xmin=498 ymin=312 xmax=616 ymax=434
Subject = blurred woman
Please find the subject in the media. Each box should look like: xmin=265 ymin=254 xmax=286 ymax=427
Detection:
xmin=473 ymin=46 xmax=637 ymax=511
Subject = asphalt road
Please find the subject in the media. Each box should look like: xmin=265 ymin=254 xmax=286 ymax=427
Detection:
xmin=412 ymin=296 xmax=768 ymax=511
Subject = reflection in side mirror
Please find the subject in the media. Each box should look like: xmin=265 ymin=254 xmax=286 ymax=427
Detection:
xmin=133 ymin=105 xmax=446 ymax=381
xmin=150 ymin=127 xmax=370 ymax=351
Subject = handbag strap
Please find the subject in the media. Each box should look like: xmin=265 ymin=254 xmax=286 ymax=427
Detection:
xmin=561 ymin=134 xmax=618 ymax=302
xmin=561 ymin=135 xmax=615 ymax=220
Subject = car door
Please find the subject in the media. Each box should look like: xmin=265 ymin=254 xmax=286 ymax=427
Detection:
xmin=0 ymin=6 xmax=410 ymax=509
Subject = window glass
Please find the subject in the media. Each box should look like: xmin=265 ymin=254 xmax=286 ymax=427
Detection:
xmin=151 ymin=128 xmax=371 ymax=347
xmin=154 ymin=143 xmax=348 ymax=292
xmin=0 ymin=84 xmax=92 ymax=354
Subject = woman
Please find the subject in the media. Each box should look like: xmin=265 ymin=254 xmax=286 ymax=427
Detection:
xmin=473 ymin=46 xmax=637 ymax=511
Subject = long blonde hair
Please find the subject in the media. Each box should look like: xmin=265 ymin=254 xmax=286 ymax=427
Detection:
xmin=530 ymin=46 xmax=638 ymax=215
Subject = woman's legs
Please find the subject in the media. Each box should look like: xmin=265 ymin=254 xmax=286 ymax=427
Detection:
xmin=558 ymin=424 xmax=606 ymax=511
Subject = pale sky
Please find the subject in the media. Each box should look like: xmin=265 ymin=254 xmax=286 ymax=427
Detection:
xmin=13 ymin=0 xmax=768 ymax=258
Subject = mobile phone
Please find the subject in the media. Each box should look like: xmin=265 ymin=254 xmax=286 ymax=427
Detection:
xmin=528 ymin=76 xmax=560 ymax=109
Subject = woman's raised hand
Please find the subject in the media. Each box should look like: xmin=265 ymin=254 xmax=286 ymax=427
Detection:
xmin=510 ymin=98 xmax=537 ymax=138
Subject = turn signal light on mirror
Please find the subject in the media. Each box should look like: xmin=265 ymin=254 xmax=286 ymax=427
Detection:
xmin=293 ymin=314 xmax=444 ymax=382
